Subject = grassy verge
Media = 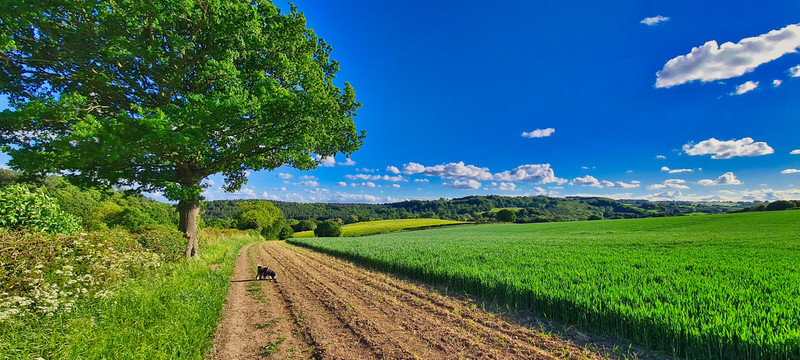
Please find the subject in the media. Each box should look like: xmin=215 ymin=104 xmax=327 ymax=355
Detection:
xmin=0 ymin=229 xmax=259 ymax=360
xmin=294 ymin=218 xmax=467 ymax=238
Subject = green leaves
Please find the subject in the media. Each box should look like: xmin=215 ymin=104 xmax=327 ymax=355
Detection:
xmin=0 ymin=184 xmax=81 ymax=235
xmin=0 ymin=0 xmax=364 ymax=197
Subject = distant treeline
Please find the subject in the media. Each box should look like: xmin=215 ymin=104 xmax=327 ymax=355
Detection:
xmin=203 ymin=195 xmax=760 ymax=223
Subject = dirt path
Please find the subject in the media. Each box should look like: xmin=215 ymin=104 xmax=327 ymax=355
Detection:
xmin=209 ymin=241 xmax=610 ymax=360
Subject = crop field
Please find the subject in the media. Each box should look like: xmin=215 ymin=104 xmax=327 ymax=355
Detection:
xmin=293 ymin=218 xmax=466 ymax=237
xmin=290 ymin=211 xmax=800 ymax=360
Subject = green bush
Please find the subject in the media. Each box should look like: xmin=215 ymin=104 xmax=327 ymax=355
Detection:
xmin=292 ymin=219 xmax=316 ymax=232
xmin=314 ymin=220 xmax=342 ymax=237
xmin=766 ymin=200 xmax=797 ymax=211
xmin=133 ymin=224 xmax=186 ymax=261
xmin=0 ymin=184 xmax=81 ymax=234
xmin=496 ymin=209 xmax=516 ymax=223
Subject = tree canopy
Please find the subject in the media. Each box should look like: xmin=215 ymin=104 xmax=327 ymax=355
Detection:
xmin=0 ymin=0 xmax=364 ymax=257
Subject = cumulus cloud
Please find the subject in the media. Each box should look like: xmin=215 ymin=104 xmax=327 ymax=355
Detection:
xmin=698 ymin=172 xmax=742 ymax=185
xmin=402 ymin=161 xmax=493 ymax=180
xmin=683 ymin=137 xmax=774 ymax=159
xmin=494 ymin=164 xmax=566 ymax=184
xmin=570 ymin=175 xmax=639 ymax=188
xmin=336 ymin=181 xmax=347 ymax=186
xmin=782 ymin=169 xmax=800 ymax=174
xmin=400 ymin=162 xmax=564 ymax=184
xmin=495 ymin=182 xmax=516 ymax=191
xmin=291 ymin=180 xmax=319 ymax=187
xmin=414 ymin=178 xmax=429 ymax=183
xmin=277 ymin=173 xmax=293 ymax=179
xmin=339 ymin=158 xmax=356 ymax=166
xmin=655 ymin=23 xmax=800 ymax=88
xmin=641 ymin=15 xmax=670 ymax=26
xmin=730 ymin=81 xmax=759 ymax=95
xmin=521 ymin=128 xmax=555 ymax=138
xmin=790 ymin=64 xmax=800 ymax=77
xmin=773 ymin=79 xmax=783 ymax=87
xmin=791 ymin=149 xmax=800 ymax=154
xmin=648 ymin=179 xmax=690 ymax=190
xmin=313 ymin=155 xmax=337 ymax=167
xmin=391 ymin=184 xmax=401 ymax=188
xmin=442 ymin=179 xmax=482 ymax=189
xmin=656 ymin=155 xmax=666 ymax=159
xmin=386 ymin=166 xmax=401 ymax=174
xmin=353 ymin=182 xmax=377 ymax=188
xmin=661 ymin=166 xmax=694 ymax=174
xmin=299 ymin=175 xmax=317 ymax=180
xmin=357 ymin=168 xmax=376 ymax=173
xmin=345 ymin=174 xmax=405 ymax=182
xmin=644 ymin=190 xmax=685 ymax=201
xmin=330 ymin=192 xmax=382 ymax=203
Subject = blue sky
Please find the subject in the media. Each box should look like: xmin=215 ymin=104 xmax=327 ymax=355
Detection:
xmin=4 ymin=1 xmax=800 ymax=203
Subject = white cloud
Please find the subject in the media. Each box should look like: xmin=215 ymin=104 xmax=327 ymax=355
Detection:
xmin=339 ymin=158 xmax=356 ymax=166
xmin=656 ymin=155 xmax=666 ymax=159
xmin=641 ymin=15 xmax=670 ymax=26
xmin=683 ymin=137 xmax=774 ymax=159
xmin=791 ymin=149 xmax=800 ymax=154
xmin=345 ymin=174 xmax=405 ymax=182
xmin=521 ymin=128 xmax=555 ymax=138
xmin=336 ymin=181 xmax=347 ymax=186
xmin=330 ymin=192 xmax=382 ymax=203
xmin=773 ymin=79 xmax=783 ymax=87
xmin=643 ymin=190 xmax=685 ymax=201
xmin=402 ymin=161 xmax=494 ymax=180
xmin=277 ymin=173 xmax=293 ymax=179
xmin=648 ymin=179 xmax=690 ymax=190
xmin=495 ymin=182 xmax=516 ymax=191
xmin=291 ymin=180 xmax=319 ymax=187
xmin=414 ymin=178 xmax=429 ymax=183
xmin=353 ymin=182 xmax=377 ymax=188
xmin=698 ymin=172 xmax=742 ymax=185
xmin=357 ymin=168 xmax=376 ymax=173
xmin=391 ymin=184 xmax=401 ymax=188
xmin=730 ymin=81 xmax=759 ymax=95
xmin=494 ymin=164 xmax=566 ymax=184
xmin=299 ymin=175 xmax=317 ymax=180
xmin=639 ymin=15 xmax=669 ymax=26
xmin=782 ymin=169 xmax=800 ymax=174
xmin=790 ymin=64 xmax=800 ymax=77
xmin=655 ymin=23 xmax=800 ymax=88
xmin=442 ymin=179 xmax=482 ymax=189
xmin=314 ymin=154 xmax=336 ymax=167
xmin=386 ymin=166 xmax=401 ymax=174
xmin=661 ymin=166 xmax=694 ymax=174
xmin=570 ymin=175 xmax=640 ymax=188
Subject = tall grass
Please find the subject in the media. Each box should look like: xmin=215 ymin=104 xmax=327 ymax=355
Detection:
xmin=0 ymin=229 xmax=259 ymax=360
xmin=290 ymin=211 xmax=800 ymax=360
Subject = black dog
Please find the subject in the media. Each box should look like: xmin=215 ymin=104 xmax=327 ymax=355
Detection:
xmin=257 ymin=265 xmax=277 ymax=281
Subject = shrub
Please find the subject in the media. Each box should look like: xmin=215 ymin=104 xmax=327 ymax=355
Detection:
xmin=496 ymin=209 xmax=516 ymax=223
xmin=0 ymin=230 xmax=161 ymax=322
xmin=292 ymin=219 xmax=316 ymax=232
xmin=314 ymin=220 xmax=342 ymax=237
xmin=588 ymin=214 xmax=603 ymax=220
xmin=0 ymin=184 xmax=81 ymax=234
xmin=133 ymin=224 xmax=186 ymax=261
xmin=766 ymin=200 xmax=796 ymax=211
xmin=261 ymin=218 xmax=293 ymax=240
xmin=235 ymin=201 xmax=282 ymax=232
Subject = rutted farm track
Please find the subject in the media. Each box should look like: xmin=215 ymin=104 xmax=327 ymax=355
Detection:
xmin=209 ymin=242 xmax=608 ymax=360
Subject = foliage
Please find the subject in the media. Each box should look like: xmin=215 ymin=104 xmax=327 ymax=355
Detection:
xmin=235 ymin=201 xmax=283 ymax=234
xmin=295 ymin=218 xmax=465 ymax=238
xmin=133 ymin=224 xmax=186 ymax=262
xmin=0 ymin=230 xmax=161 ymax=322
xmin=291 ymin=211 xmax=800 ymax=360
xmin=0 ymin=0 xmax=364 ymax=257
xmin=0 ymin=229 xmax=258 ymax=359
xmin=203 ymin=196 xmax=757 ymax=225
xmin=261 ymin=218 xmax=293 ymax=240
xmin=495 ymin=209 xmax=516 ymax=222
xmin=0 ymin=184 xmax=81 ymax=235
xmin=313 ymin=220 xmax=342 ymax=237
xmin=292 ymin=219 xmax=317 ymax=232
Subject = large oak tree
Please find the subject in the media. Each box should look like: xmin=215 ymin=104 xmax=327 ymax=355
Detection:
xmin=0 ymin=0 xmax=364 ymax=257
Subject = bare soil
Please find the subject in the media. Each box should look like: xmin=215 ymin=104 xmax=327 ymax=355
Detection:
xmin=209 ymin=241 xmax=633 ymax=360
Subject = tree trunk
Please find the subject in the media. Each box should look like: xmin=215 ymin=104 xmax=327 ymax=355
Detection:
xmin=179 ymin=198 xmax=201 ymax=259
